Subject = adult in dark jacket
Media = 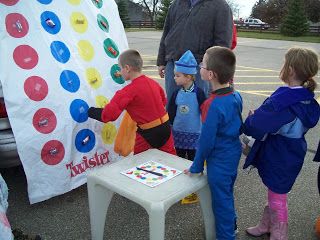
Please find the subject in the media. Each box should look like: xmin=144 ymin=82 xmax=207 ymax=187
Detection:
xmin=156 ymin=0 xmax=233 ymax=105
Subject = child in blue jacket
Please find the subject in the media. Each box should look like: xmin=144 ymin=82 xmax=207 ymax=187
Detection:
xmin=244 ymin=47 xmax=320 ymax=240
xmin=185 ymin=46 xmax=242 ymax=240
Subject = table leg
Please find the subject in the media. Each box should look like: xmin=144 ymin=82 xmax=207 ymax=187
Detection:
xmin=198 ymin=185 xmax=215 ymax=240
xmin=147 ymin=203 xmax=166 ymax=240
xmin=87 ymin=179 xmax=114 ymax=240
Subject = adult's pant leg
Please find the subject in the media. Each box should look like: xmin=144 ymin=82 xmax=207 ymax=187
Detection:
xmin=164 ymin=61 xmax=179 ymax=108
xmin=195 ymin=66 xmax=210 ymax=97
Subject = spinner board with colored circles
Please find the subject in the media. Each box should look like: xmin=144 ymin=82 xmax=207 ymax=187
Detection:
xmin=121 ymin=161 xmax=182 ymax=188
xmin=0 ymin=0 xmax=128 ymax=203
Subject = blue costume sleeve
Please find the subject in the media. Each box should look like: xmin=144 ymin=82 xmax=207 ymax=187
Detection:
xmin=189 ymin=102 xmax=220 ymax=173
xmin=244 ymin=98 xmax=294 ymax=140
xmin=167 ymin=89 xmax=179 ymax=125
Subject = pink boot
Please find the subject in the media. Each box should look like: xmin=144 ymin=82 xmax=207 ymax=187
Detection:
xmin=246 ymin=206 xmax=270 ymax=236
xmin=269 ymin=209 xmax=288 ymax=240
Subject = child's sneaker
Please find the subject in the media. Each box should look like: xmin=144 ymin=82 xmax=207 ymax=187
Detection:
xmin=181 ymin=193 xmax=199 ymax=204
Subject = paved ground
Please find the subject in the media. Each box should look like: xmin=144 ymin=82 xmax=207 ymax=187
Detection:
xmin=1 ymin=31 xmax=320 ymax=240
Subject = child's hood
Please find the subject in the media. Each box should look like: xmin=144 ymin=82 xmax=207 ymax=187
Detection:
xmin=270 ymin=86 xmax=320 ymax=128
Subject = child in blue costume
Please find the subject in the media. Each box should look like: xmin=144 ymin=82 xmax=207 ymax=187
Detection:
xmin=185 ymin=46 xmax=243 ymax=240
xmin=243 ymin=47 xmax=320 ymax=240
xmin=168 ymin=50 xmax=206 ymax=204
xmin=168 ymin=50 xmax=206 ymax=161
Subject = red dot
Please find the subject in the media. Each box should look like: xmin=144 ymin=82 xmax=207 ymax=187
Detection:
xmin=41 ymin=140 xmax=65 ymax=165
xmin=24 ymin=76 xmax=48 ymax=101
xmin=32 ymin=108 xmax=57 ymax=134
xmin=5 ymin=13 xmax=29 ymax=38
xmin=13 ymin=45 xmax=38 ymax=69
xmin=0 ymin=0 xmax=19 ymax=6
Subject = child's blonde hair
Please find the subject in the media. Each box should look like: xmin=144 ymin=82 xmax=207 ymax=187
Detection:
xmin=205 ymin=46 xmax=236 ymax=84
xmin=183 ymin=74 xmax=195 ymax=81
xmin=118 ymin=49 xmax=143 ymax=72
xmin=280 ymin=47 xmax=318 ymax=92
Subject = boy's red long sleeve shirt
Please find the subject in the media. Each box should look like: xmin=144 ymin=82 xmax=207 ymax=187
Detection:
xmin=101 ymin=75 xmax=167 ymax=125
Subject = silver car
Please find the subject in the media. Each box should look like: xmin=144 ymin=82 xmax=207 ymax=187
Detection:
xmin=0 ymin=81 xmax=20 ymax=168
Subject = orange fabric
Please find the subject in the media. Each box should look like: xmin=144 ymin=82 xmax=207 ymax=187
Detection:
xmin=113 ymin=111 xmax=137 ymax=157
xmin=138 ymin=113 xmax=169 ymax=130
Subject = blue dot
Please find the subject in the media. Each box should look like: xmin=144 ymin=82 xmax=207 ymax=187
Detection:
xmin=40 ymin=11 xmax=61 ymax=34
xmin=60 ymin=70 xmax=80 ymax=93
xmin=75 ymin=129 xmax=96 ymax=153
xmin=50 ymin=41 xmax=70 ymax=63
xmin=37 ymin=0 xmax=52 ymax=4
xmin=70 ymin=99 xmax=89 ymax=123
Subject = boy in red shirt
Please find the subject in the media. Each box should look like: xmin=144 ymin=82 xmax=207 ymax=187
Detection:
xmin=88 ymin=49 xmax=176 ymax=155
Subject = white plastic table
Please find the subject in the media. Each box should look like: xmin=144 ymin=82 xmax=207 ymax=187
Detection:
xmin=87 ymin=149 xmax=214 ymax=240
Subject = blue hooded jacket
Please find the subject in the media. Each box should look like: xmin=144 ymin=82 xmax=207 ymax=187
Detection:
xmin=243 ymin=86 xmax=320 ymax=194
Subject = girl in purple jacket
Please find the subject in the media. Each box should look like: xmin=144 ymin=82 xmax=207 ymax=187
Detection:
xmin=243 ymin=48 xmax=320 ymax=240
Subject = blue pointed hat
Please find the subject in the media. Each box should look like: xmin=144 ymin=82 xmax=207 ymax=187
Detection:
xmin=175 ymin=50 xmax=197 ymax=74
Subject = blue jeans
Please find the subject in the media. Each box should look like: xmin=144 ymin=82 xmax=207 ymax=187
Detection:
xmin=164 ymin=60 xmax=210 ymax=108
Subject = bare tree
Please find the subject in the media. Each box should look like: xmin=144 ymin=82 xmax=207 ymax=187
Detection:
xmin=226 ymin=0 xmax=241 ymax=19
xmin=139 ymin=0 xmax=160 ymax=23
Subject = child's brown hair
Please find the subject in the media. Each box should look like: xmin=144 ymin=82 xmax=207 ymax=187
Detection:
xmin=205 ymin=46 xmax=236 ymax=84
xmin=280 ymin=47 xmax=318 ymax=92
xmin=118 ymin=49 xmax=143 ymax=72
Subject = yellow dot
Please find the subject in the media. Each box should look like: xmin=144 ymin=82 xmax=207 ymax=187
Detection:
xmin=68 ymin=0 xmax=81 ymax=5
xmin=78 ymin=40 xmax=94 ymax=61
xmin=101 ymin=123 xmax=117 ymax=144
xmin=85 ymin=67 xmax=102 ymax=89
xmin=95 ymin=95 xmax=109 ymax=108
xmin=70 ymin=12 xmax=88 ymax=33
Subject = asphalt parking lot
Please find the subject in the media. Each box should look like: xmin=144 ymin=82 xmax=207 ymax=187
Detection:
xmin=1 ymin=31 xmax=320 ymax=240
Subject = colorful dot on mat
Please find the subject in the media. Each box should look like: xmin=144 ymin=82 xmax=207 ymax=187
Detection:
xmin=134 ymin=172 xmax=139 ymax=175
xmin=77 ymin=40 xmax=94 ymax=61
xmin=75 ymin=129 xmax=96 ymax=153
xmin=95 ymin=95 xmax=109 ymax=108
xmin=126 ymin=171 xmax=133 ymax=175
xmin=70 ymin=12 xmax=88 ymax=33
xmin=13 ymin=45 xmax=39 ymax=69
xmin=97 ymin=14 xmax=109 ymax=33
xmin=5 ymin=13 xmax=29 ymax=38
xmin=161 ymin=168 xmax=166 ymax=170
xmin=24 ymin=76 xmax=48 ymax=101
xmin=91 ymin=0 xmax=103 ymax=8
xmin=41 ymin=140 xmax=65 ymax=165
xmin=33 ymin=108 xmax=57 ymax=134
xmin=40 ymin=11 xmax=61 ymax=35
xmin=141 ymin=177 xmax=146 ymax=180
xmin=103 ymin=38 xmax=119 ymax=58
xmin=101 ymin=123 xmax=117 ymax=144
xmin=50 ymin=41 xmax=70 ymax=63
xmin=141 ymin=166 xmax=147 ymax=169
xmin=68 ymin=0 xmax=81 ymax=5
xmin=157 ymin=166 xmax=162 ymax=168
xmin=37 ymin=0 xmax=52 ymax=4
xmin=110 ymin=64 xmax=125 ymax=84
xmin=163 ymin=170 xmax=169 ymax=172
xmin=85 ymin=67 xmax=102 ymax=89
xmin=0 ymin=0 xmax=19 ymax=6
xmin=152 ymin=178 xmax=157 ymax=181
xmin=60 ymin=70 xmax=80 ymax=93
xmin=69 ymin=99 xmax=89 ymax=123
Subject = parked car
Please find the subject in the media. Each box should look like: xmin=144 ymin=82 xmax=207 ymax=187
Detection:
xmin=243 ymin=18 xmax=270 ymax=30
xmin=0 ymin=81 xmax=20 ymax=168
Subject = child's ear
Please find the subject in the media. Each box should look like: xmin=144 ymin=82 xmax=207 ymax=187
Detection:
xmin=124 ymin=64 xmax=130 ymax=72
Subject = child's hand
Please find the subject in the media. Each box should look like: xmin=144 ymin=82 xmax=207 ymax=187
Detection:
xmin=248 ymin=109 xmax=255 ymax=116
xmin=184 ymin=169 xmax=203 ymax=176
xmin=158 ymin=65 xmax=165 ymax=78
